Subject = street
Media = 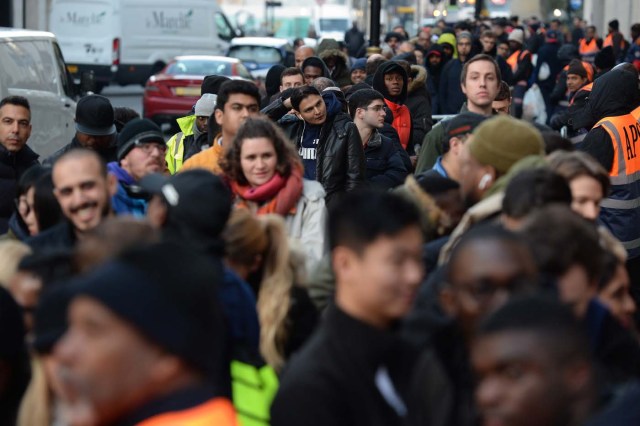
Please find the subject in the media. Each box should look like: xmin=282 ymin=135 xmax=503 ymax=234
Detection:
xmin=103 ymin=85 xmax=144 ymax=117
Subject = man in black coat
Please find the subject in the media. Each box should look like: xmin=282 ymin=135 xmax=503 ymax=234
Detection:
xmin=271 ymin=190 xmax=425 ymax=426
xmin=262 ymin=86 xmax=366 ymax=208
xmin=43 ymin=94 xmax=117 ymax=166
xmin=0 ymin=96 xmax=39 ymax=234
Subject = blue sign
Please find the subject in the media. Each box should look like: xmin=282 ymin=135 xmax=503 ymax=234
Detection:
xmin=570 ymin=0 xmax=582 ymax=10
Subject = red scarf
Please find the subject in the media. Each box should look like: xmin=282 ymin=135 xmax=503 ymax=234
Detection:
xmin=385 ymin=99 xmax=411 ymax=150
xmin=230 ymin=166 xmax=303 ymax=215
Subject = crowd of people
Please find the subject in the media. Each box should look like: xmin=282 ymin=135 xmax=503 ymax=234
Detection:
xmin=0 ymin=13 xmax=640 ymax=426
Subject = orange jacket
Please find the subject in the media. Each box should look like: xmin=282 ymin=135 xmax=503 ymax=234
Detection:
xmin=384 ymin=99 xmax=411 ymax=150
xmin=136 ymin=397 xmax=237 ymax=426
xmin=180 ymin=138 xmax=224 ymax=175
xmin=579 ymin=38 xmax=599 ymax=61
xmin=506 ymin=49 xmax=531 ymax=73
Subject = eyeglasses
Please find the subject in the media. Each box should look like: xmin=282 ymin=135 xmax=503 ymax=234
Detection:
xmin=364 ymin=105 xmax=389 ymax=113
xmin=134 ymin=140 xmax=167 ymax=155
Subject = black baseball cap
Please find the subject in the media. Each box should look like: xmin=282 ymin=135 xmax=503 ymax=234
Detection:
xmin=445 ymin=112 xmax=488 ymax=139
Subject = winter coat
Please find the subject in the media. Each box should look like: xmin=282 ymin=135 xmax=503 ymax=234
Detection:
xmin=534 ymin=41 xmax=562 ymax=93
xmin=0 ymin=144 xmax=39 ymax=233
xmin=438 ymin=59 xmax=466 ymax=114
xmin=364 ymin=130 xmax=409 ymax=189
xmin=271 ymin=304 xmax=419 ymax=426
xmin=406 ymin=65 xmax=433 ymax=147
xmin=425 ymin=45 xmax=445 ymax=114
xmin=27 ymin=220 xmax=76 ymax=252
xmin=283 ymin=180 xmax=328 ymax=273
xmin=344 ymin=27 xmax=366 ymax=57
xmin=166 ymin=115 xmax=210 ymax=174
xmin=373 ymin=61 xmax=413 ymax=154
xmin=43 ymin=135 xmax=117 ymax=166
xmin=107 ymin=162 xmax=148 ymax=217
xmin=262 ymin=92 xmax=366 ymax=209
xmin=319 ymin=49 xmax=352 ymax=88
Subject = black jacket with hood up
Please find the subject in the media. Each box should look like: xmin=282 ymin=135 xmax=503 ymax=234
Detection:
xmin=262 ymin=91 xmax=366 ymax=208
xmin=372 ymin=61 xmax=416 ymax=156
xmin=0 ymin=144 xmax=39 ymax=233
xmin=581 ymin=64 xmax=640 ymax=172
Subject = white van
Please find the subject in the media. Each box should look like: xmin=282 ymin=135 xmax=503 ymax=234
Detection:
xmin=0 ymin=28 xmax=77 ymax=158
xmin=49 ymin=0 xmax=238 ymax=92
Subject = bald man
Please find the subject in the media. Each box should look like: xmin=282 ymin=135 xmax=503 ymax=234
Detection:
xmin=295 ymin=46 xmax=316 ymax=69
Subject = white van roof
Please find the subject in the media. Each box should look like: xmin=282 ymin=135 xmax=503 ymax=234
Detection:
xmin=231 ymin=37 xmax=291 ymax=48
xmin=0 ymin=27 xmax=57 ymax=40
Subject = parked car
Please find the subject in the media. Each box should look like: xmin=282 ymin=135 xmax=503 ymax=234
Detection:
xmin=0 ymin=27 xmax=86 ymax=158
xmin=143 ymin=55 xmax=253 ymax=126
xmin=227 ymin=37 xmax=295 ymax=79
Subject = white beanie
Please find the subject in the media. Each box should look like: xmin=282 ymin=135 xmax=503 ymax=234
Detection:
xmin=508 ymin=28 xmax=524 ymax=45
xmin=195 ymin=93 xmax=217 ymax=117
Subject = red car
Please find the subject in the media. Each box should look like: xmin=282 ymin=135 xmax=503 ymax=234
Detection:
xmin=143 ymin=55 xmax=254 ymax=127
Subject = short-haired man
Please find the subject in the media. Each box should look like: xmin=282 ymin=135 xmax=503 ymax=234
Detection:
xmin=56 ymin=242 xmax=237 ymax=425
xmin=472 ymin=297 xmax=597 ymax=426
xmin=416 ymin=54 xmax=501 ymax=173
xmin=28 ymin=149 xmax=117 ymax=251
xmin=295 ymin=45 xmax=315 ymax=69
xmin=432 ymin=112 xmax=487 ymax=181
xmin=264 ymin=86 xmax=366 ymax=208
xmin=45 ymin=95 xmax=118 ymax=165
xmin=279 ymin=67 xmax=304 ymax=91
xmin=0 ymin=96 xmax=39 ymax=233
xmin=348 ymin=89 xmax=408 ymax=189
xmin=107 ymin=119 xmax=166 ymax=217
xmin=271 ymin=190 xmax=424 ymax=426
xmin=181 ymin=80 xmax=261 ymax=174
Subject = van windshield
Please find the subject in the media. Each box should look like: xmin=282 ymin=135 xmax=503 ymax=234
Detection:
xmin=50 ymin=2 xmax=112 ymax=36
xmin=319 ymin=18 xmax=349 ymax=32
xmin=0 ymin=40 xmax=60 ymax=94
xmin=228 ymin=46 xmax=282 ymax=64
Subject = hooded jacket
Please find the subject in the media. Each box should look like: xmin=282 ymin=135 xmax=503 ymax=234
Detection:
xmin=107 ymin=162 xmax=148 ymax=217
xmin=426 ymin=45 xmax=445 ymax=114
xmin=0 ymin=144 xmax=39 ymax=234
xmin=165 ymin=115 xmax=210 ymax=175
xmin=406 ymin=65 xmax=433 ymax=148
xmin=437 ymin=33 xmax=458 ymax=60
xmin=262 ymin=91 xmax=366 ymax=208
xmin=319 ymin=49 xmax=352 ymax=88
xmin=373 ymin=61 xmax=413 ymax=153
xmin=581 ymin=64 xmax=640 ymax=171
xmin=262 ymin=65 xmax=287 ymax=108
xmin=301 ymin=57 xmax=331 ymax=80
xmin=438 ymin=56 xmax=467 ymax=115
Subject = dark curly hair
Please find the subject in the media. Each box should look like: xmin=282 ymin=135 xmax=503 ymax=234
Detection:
xmin=220 ymin=117 xmax=301 ymax=186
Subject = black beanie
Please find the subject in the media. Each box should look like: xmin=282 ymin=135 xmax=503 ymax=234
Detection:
xmin=201 ymin=75 xmax=231 ymax=95
xmin=608 ymin=19 xmax=619 ymax=31
xmin=117 ymin=118 xmax=164 ymax=161
xmin=68 ymin=241 xmax=227 ymax=381
xmin=265 ymin=65 xmax=287 ymax=98
xmin=595 ymin=46 xmax=616 ymax=71
xmin=567 ymin=59 xmax=588 ymax=79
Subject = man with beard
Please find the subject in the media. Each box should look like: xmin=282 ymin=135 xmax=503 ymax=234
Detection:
xmin=425 ymin=45 xmax=445 ymax=114
xmin=28 ymin=149 xmax=116 ymax=251
xmin=44 ymin=95 xmax=117 ymax=165
xmin=107 ymin=119 xmax=166 ymax=217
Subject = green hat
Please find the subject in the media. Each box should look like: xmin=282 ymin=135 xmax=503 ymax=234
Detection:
xmin=468 ymin=115 xmax=544 ymax=175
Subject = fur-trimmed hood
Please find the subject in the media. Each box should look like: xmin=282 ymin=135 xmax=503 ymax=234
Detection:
xmin=409 ymin=65 xmax=428 ymax=93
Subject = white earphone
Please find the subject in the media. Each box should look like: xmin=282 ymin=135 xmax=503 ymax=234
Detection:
xmin=478 ymin=173 xmax=492 ymax=190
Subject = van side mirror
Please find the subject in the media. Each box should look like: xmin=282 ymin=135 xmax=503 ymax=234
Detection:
xmin=80 ymin=71 xmax=96 ymax=95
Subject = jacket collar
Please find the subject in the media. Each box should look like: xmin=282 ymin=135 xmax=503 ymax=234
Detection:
xmin=0 ymin=143 xmax=39 ymax=164
xmin=324 ymin=303 xmax=401 ymax=371
xmin=366 ymin=129 xmax=382 ymax=149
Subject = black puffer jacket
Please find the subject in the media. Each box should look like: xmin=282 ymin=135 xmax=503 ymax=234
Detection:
xmin=263 ymin=92 xmax=366 ymax=208
xmin=581 ymin=64 xmax=640 ymax=171
xmin=0 ymin=145 xmax=39 ymax=233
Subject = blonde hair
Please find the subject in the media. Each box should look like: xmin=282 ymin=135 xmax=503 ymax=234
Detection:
xmin=0 ymin=240 xmax=31 ymax=288
xmin=223 ymin=209 xmax=301 ymax=371
xmin=17 ymin=356 xmax=52 ymax=426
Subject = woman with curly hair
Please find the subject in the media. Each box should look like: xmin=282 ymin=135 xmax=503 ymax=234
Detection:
xmin=220 ymin=116 xmax=327 ymax=273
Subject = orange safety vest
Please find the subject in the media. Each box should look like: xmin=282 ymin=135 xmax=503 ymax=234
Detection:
xmin=579 ymin=38 xmax=599 ymax=62
xmin=506 ymin=49 xmax=530 ymax=73
xmin=136 ymin=398 xmax=238 ymax=426
xmin=593 ymin=114 xmax=640 ymax=257
xmin=604 ymin=33 xmax=625 ymax=50
xmin=633 ymin=105 xmax=640 ymax=122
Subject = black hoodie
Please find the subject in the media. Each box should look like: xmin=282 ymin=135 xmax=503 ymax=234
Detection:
xmin=581 ymin=64 xmax=640 ymax=171
xmin=300 ymin=56 xmax=331 ymax=79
